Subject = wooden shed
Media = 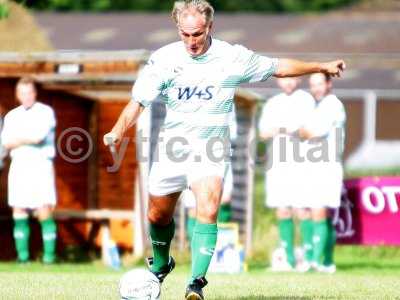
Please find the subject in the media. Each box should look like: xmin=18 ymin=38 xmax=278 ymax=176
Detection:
xmin=0 ymin=50 xmax=262 ymax=260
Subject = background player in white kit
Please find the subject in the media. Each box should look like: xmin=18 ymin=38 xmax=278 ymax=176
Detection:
xmin=258 ymin=77 xmax=315 ymax=270
xmin=104 ymin=1 xmax=345 ymax=298
xmin=298 ymin=73 xmax=346 ymax=273
xmin=1 ymin=77 xmax=57 ymax=264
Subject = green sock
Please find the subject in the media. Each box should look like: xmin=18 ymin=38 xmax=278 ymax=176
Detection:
xmin=300 ymin=219 xmax=313 ymax=262
xmin=186 ymin=217 xmax=196 ymax=242
xmin=312 ymin=219 xmax=329 ymax=265
xmin=13 ymin=217 xmax=30 ymax=262
xmin=149 ymin=220 xmax=175 ymax=272
xmin=278 ymin=218 xmax=295 ymax=267
xmin=40 ymin=218 xmax=57 ymax=263
xmin=190 ymin=222 xmax=218 ymax=282
xmin=217 ymin=203 xmax=232 ymax=223
xmin=323 ymin=219 xmax=336 ymax=266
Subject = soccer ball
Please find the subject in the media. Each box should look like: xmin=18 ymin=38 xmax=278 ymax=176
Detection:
xmin=119 ymin=268 xmax=161 ymax=300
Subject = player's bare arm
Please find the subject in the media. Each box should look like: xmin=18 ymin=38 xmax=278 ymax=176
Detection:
xmin=103 ymin=100 xmax=144 ymax=146
xmin=259 ymin=128 xmax=282 ymax=141
xmin=2 ymin=138 xmax=41 ymax=150
xmin=274 ymin=59 xmax=346 ymax=78
xmin=297 ymin=127 xmax=315 ymax=140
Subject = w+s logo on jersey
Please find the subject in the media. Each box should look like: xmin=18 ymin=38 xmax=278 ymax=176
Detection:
xmin=177 ymin=86 xmax=215 ymax=101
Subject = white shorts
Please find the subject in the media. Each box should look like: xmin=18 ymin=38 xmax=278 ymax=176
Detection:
xmin=149 ymin=149 xmax=229 ymax=196
xmin=183 ymin=163 xmax=233 ymax=208
xmin=291 ymin=162 xmax=343 ymax=209
xmin=8 ymin=157 xmax=57 ymax=209
xmin=265 ymin=165 xmax=297 ymax=208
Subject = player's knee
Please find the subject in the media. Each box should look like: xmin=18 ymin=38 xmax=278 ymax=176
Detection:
xmin=147 ymin=209 xmax=172 ymax=226
xmin=276 ymin=207 xmax=292 ymax=219
xmin=197 ymin=204 xmax=218 ymax=222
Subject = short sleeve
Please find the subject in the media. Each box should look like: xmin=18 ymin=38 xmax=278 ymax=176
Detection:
xmin=258 ymin=98 xmax=279 ymax=133
xmin=131 ymin=56 xmax=166 ymax=107
xmin=234 ymin=45 xmax=278 ymax=84
xmin=1 ymin=113 xmax=13 ymax=146
xmin=305 ymin=98 xmax=346 ymax=137
xmin=29 ymin=106 xmax=56 ymax=142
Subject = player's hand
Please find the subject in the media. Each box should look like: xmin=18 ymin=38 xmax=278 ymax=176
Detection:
xmin=103 ymin=132 xmax=121 ymax=147
xmin=321 ymin=60 xmax=346 ymax=78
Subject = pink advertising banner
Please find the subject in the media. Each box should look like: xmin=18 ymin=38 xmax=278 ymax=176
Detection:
xmin=334 ymin=176 xmax=400 ymax=245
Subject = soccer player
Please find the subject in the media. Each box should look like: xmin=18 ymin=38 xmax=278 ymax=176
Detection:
xmin=258 ymin=77 xmax=315 ymax=270
xmin=1 ymin=77 xmax=57 ymax=264
xmin=104 ymin=1 xmax=345 ymax=298
xmin=298 ymin=73 xmax=346 ymax=273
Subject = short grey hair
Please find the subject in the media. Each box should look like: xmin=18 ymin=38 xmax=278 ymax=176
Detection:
xmin=172 ymin=0 xmax=214 ymax=25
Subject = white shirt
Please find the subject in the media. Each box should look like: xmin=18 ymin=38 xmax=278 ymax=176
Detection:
xmin=1 ymin=102 xmax=56 ymax=160
xmin=258 ymin=89 xmax=315 ymax=166
xmin=132 ymin=38 xmax=277 ymax=153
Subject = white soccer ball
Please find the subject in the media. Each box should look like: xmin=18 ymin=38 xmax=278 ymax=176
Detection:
xmin=119 ymin=268 xmax=161 ymax=300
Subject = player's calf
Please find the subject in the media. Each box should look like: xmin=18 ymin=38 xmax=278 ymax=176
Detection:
xmin=146 ymin=256 xmax=176 ymax=283
xmin=13 ymin=211 xmax=30 ymax=263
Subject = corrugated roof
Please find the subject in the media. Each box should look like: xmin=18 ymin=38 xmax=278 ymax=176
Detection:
xmin=33 ymin=12 xmax=400 ymax=90
xmin=35 ymin=12 xmax=400 ymax=53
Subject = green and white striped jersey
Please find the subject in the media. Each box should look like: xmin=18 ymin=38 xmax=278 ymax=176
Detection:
xmin=132 ymin=38 xmax=277 ymax=151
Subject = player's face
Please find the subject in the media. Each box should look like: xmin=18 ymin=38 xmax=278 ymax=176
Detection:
xmin=16 ymin=83 xmax=37 ymax=108
xmin=178 ymin=12 xmax=212 ymax=57
xmin=309 ymin=73 xmax=331 ymax=101
xmin=277 ymin=77 xmax=299 ymax=95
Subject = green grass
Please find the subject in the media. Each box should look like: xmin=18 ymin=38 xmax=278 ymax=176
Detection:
xmin=1 ymin=256 xmax=400 ymax=299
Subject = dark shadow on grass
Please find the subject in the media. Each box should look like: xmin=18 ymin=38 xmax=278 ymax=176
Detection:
xmin=338 ymin=261 xmax=400 ymax=271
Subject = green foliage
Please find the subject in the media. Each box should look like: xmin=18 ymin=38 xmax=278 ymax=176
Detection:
xmin=0 ymin=3 xmax=10 ymax=19
xmin=15 ymin=0 xmax=359 ymax=12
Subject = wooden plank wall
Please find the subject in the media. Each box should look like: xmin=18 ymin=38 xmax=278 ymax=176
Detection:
xmin=97 ymin=101 xmax=137 ymax=210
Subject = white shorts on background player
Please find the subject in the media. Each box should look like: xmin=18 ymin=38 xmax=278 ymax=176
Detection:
xmin=131 ymin=38 xmax=277 ymax=196
xmin=296 ymin=94 xmax=346 ymax=209
xmin=1 ymin=102 xmax=57 ymax=209
xmin=258 ymin=90 xmax=315 ymax=208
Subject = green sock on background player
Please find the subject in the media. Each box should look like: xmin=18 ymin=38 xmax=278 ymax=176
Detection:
xmin=13 ymin=216 xmax=30 ymax=262
xmin=323 ymin=219 xmax=336 ymax=266
xmin=300 ymin=219 xmax=313 ymax=262
xmin=217 ymin=203 xmax=232 ymax=223
xmin=312 ymin=219 xmax=329 ymax=265
xmin=149 ymin=220 xmax=175 ymax=272
xmin=190 ymin=221 xmax=217 ymax=282
xmin=186 ymin=216 xmax=196 ymax=242
xmin=40 ymin=217 xmax=57 ymax=263
xmin=278 ymin=218 xmax=295 ymax=267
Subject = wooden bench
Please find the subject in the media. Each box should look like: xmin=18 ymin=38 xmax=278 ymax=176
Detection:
xmin=54 ymin=209 xmax=134 ymax=262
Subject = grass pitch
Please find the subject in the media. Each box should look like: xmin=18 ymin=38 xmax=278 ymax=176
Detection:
xmin=1 ymin=253 xmax=400 ymax=300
